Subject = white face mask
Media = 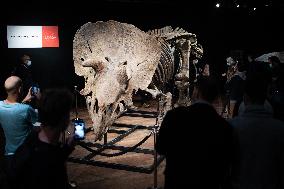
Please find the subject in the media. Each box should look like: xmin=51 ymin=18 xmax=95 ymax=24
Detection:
xmin=226 ymin=57 xmax=234 ymax=66
xmin=27 ymin=60 xmax=32 ymax=66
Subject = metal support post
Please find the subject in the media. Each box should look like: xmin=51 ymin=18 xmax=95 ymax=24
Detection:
xmin=153 ymin=125 xmax=158 ymax=189
xmin=74 ymin=85 xmax=78 ymax=119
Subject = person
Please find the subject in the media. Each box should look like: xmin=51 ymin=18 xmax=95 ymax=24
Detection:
xmin=0 ymin=76 xmax=38 ymax=187
xmin=12 ymin=88 xmax=75 ymax=189
xmin=198 ymin=63 xmax=210 ymax=80
xmin=229 ymin=72 xmax=284 ymax=189
xmin=11 ymin=54 xmax=36 ymax=101
xmin=0 ymin=76 xmax=38 ymax=154
xmin=267 ymin=56 xmax=284 ymax=121
xmin=156 ymin=76 xmax=233 ymax=189
xmin=204 ymin=63 xmax=210 ymax=75
xmin=223 ymin=56 xmax=238 ymax=83
xmin=225 ymin=61 xmax=246 ymax=118
xmin=203 ymin=63 xmax=210 ymax=76
xmin=244 ymin=52 xmax=256 ymax=76
xmin=220 ymin=57 xmax=237 ymax=117
xmin=268 ymin=55 xmax=281 ymax=71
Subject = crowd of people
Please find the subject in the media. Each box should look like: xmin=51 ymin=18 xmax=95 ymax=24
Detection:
xmin=0 ymin=52 xmax=284 ymax=189
xmin=157 ymin=54 xmax=284 ymax=189
xmin=0 ymin=54 xmax=76 ymax=189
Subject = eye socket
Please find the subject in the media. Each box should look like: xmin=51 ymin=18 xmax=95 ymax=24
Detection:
xmin=81 ymin=58 xmax=84 ymax=61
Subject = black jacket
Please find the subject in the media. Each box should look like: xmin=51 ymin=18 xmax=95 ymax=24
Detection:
xmin=12 ymin=131 xmax=74 ymax=189
xmin=156 ymin=103 xmax=233 ymax=189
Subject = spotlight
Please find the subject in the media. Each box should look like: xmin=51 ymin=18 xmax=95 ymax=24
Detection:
xmin=216 ymin=3 xmax=220 ymax=8
xmin=253 ymin=7 xmax=256 ymax=10
xmin=236 ymin=4 xmax=240 ymax=8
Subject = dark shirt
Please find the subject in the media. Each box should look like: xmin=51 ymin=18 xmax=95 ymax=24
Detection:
xmin=226 ymin=74 xmax=245 ymax=103
xmin=156 ymin=103 xmax=233 ymax=189
xmin=230 ymin=105 xmax=284 ymax=189
xmin=12 ymin=131 xmax=73 ymax=189
xmin=225 ymin=73 xmax=246 ymax=116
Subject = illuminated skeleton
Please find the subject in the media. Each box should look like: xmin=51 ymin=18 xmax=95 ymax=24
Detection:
xmin=73 ymin=20 xmax=203 ymax=141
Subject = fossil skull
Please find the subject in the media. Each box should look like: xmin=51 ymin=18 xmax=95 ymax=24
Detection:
xmin=73 ymin=20 xmax=161 ymax=141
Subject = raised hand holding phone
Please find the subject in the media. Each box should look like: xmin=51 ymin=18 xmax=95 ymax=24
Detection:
xmin=73 ymin=118 xmax=85 ymax=140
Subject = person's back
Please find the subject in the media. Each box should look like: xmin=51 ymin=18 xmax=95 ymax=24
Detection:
xmin=0 ymin=76 xmax=37 ymax=189
xmin=157 ymin=77 xmax=233 ymax=189
xmin=13 ymin=88 xmax=74 ymax=189
xmin=14 ymin=130 xmax=71 ymax=189
xmin=0 ymin=101 xmax=36 ymax=155
xmin=230 ymin=108 xmax=284 ymax=189
xmin=230 ymin=73 xmax=284 ymax=189
xmin=0 ymin=76 xmax=37 ymax=156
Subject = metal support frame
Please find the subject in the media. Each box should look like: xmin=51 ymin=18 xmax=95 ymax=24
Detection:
xmin=68 ymin=120 xmax=164 ymax=174
xmin=69 ymin=87 xmax=165 ymax=188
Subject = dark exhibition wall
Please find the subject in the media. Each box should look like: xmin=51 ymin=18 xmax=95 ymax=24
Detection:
xmin=0 ymin=0 xmax=283 ymax=99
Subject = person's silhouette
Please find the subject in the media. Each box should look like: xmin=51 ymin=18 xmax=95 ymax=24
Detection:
xmin=156 ymin=76 xmax=233 ymax=189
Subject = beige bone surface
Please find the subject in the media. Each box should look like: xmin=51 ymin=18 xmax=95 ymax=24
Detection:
xmin=73 ymin=20 xmax=161 ymax=141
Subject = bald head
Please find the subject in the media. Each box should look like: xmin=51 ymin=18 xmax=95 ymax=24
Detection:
xmin=4 ymin=76 xmax=22 ymax=94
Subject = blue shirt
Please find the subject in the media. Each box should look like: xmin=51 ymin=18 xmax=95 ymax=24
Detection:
xmin=0 ymin=100 xmax=37 ymax=155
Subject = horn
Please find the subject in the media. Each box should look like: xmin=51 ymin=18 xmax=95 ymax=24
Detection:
xmin=82 ymin=59 xmax=105 ymax=72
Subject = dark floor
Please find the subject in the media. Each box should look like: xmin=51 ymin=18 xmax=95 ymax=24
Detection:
xmin=0 ymin=98 xmax=225 ymax=189
xmin=67 ymin=97 xmax=226 ymax=189
xmin=67 ymin=102 xmax=166 ymax=189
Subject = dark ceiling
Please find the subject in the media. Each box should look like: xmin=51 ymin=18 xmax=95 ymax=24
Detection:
xmin=0 ymin=0 xmax=283 ymax=96
xmin=1 ymin=0 xmax=283 ymax=61
xmin=3 ymin=0 xmax=284 ymax=14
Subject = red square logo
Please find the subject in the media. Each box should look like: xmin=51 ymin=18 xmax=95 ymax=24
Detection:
xmin=42 ymin=26 xmax=59 ymax=47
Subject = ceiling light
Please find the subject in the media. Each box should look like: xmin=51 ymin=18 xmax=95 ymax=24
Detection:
xmin=216 ymin=3 xmax=220 ymax=8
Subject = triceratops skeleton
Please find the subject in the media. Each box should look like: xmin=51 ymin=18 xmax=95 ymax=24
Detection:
xmin=73 ymin=20 xmax=203 ymax=141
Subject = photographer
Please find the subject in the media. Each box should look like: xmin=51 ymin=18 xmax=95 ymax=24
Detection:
xmin=0 ymin=76 xmax=38 ymax=188
xmin=12 ymin=88 xmax=75 ymax=189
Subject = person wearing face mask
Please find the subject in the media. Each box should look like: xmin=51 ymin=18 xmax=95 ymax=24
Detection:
xmin=11 ymin=54 xmax=35 ymax=101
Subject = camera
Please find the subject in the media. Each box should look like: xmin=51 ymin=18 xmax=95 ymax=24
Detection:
xmin=72 ymin=118 xmax=85 ymax=140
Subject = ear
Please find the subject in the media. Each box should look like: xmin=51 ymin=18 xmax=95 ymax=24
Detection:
xmin=18 ymin=86 xmax=22 ymax=94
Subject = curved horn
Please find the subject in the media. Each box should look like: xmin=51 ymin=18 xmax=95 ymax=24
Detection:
xmin=82 ymin=59 xmax=105 ymax=72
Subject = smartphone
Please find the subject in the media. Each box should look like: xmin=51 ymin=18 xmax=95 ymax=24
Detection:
xmin=73 ymin=118 xmax=85 ymax=140
xmin=31 ymin=86 xmax=40 ymax=96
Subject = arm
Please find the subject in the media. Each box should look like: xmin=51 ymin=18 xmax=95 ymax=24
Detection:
xmin=22 ymin=87 xmax=33 ymax=104
xmin=27 ymin=106 xmax=38 ymax=124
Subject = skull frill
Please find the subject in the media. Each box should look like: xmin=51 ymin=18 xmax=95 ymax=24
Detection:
xmin=73 ymin=20 xmax=161 ymax=141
